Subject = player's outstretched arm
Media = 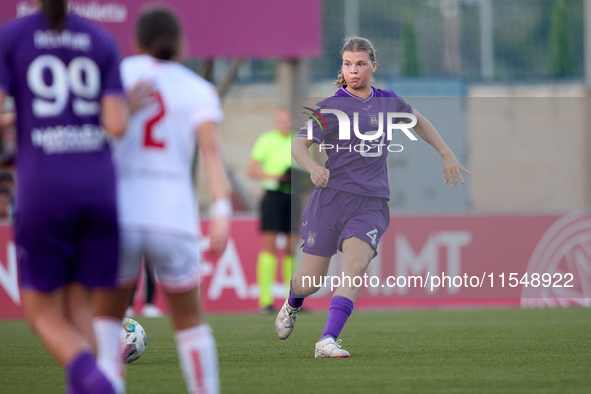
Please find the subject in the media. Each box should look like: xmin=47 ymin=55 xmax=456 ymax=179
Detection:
xmin=292 ymin=136 xmax=330 ymax=188
xmin=197 ymin=121 xmax=231 ymax=255
xmin=411 ymin=109 xmax=472 ymax=187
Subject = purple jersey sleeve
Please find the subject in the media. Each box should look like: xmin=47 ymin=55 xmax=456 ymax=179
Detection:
xmin=396 ymin=96 xmax=413 ymax=114
xmin=298 ymin=103 xmax=340 ymax=144
xmin=100 ymin=35 xmax=124 ymax=98
xmin=373 ymin=87 xmax=413 ymax=114
xmin=393 ymin=96 xmax=413 ymax=124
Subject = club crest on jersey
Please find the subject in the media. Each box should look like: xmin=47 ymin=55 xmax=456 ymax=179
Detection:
xmin=307 ymin=232 xmax=317 ymax=246
xmin=368 ymin=113 xmax=379 ymax=127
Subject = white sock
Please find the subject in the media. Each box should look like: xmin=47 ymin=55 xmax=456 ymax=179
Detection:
xmin=92 ymin=317 xmax=125 ymax=394
xmin=175 ymin=324 xmax=220 ymax=394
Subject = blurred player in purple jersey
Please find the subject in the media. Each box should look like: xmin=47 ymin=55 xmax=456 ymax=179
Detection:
xmin=0 ymin=0 xmax=127 ymax=392
xmin=275 ymin=37 xmax=471 ymax=357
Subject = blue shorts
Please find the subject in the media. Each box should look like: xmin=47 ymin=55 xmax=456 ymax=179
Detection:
xmin=15 ymin=202 xmax=119 ymax=292
xmin=301 ymin=188 xmax=390 ymax=258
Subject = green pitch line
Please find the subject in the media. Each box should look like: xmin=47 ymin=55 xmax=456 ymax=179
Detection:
xmin=0 ymin=308 xmax=590 ymax=393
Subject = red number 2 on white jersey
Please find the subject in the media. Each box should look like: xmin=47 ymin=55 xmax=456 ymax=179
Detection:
xmin=144 ymin=92 xmax=166 ymax=149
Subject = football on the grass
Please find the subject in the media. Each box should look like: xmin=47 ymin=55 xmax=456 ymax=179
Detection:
xmin=121 ymin=318 xmax=147 ymax=363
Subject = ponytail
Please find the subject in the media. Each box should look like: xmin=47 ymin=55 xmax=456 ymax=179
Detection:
xmin=334 ymin=72 xmax=346 ymax=88
xmin=40 ymin=0 xmax=68 ymax=31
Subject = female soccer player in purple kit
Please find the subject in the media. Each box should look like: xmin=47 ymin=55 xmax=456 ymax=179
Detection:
xmin=0 ymin=0 xmax=127 ymax=392
xmin=275 ymin=37 xmax=471 ymax=357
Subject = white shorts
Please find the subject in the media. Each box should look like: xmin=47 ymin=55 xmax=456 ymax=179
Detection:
xmin=118 ymin=227 xmax=201 ymax=293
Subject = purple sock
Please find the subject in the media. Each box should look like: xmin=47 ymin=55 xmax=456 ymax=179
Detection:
xmin=287 ymin=279 xmax=305 ymax=309
xmin=320 ymin=296 xmax=354 ymax=341
xmin=67 ymin=351 xmax=115 ymax=394
xmin=67 ymin=380 xmax=82 ymax=394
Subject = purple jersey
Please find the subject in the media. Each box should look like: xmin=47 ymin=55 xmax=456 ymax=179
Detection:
xmin=0 ymin=13 xmax=124 ymax=209
xmin=298 ymin=86 xmax=413 ymax=199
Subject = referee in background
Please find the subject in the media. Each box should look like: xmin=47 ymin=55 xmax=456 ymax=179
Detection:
xmin=247 ymin=109 xmax=296 ymax=313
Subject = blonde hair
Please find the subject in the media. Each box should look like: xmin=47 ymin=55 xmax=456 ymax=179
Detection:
xmin=334 ymin=36 xmax=377 ymax=88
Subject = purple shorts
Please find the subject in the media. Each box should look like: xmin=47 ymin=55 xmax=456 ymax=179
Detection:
xmin=301 ymin=188 xmax=390 ymax=258
xmin=15 ymin=202 xmax=119 ymax=292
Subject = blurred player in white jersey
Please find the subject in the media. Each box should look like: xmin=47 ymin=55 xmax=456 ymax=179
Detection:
xmin=94 ymin=7 xmax=230 ymax=394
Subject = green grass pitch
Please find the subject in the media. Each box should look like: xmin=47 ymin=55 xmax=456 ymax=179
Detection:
xmin=0 ymin=307 xmax=590 ymax=393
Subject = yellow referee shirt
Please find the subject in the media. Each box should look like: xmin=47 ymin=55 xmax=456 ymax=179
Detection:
xmin=251 ymin=130 xmax=292 ymax=191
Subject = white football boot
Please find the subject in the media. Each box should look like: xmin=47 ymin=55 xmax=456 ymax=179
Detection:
xmin=125 ymin=306 xmax=134 ymax=317
xmin=314 ymin=337 xmax=350 ymax=358
xmin=141 ymin=303 xmax=164 ymax=318
xmin=275 ymin=300 xmax=301 ymax=340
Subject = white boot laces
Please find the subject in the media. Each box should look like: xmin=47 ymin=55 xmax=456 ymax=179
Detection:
xmin=284 ymin=304 xmax=299 ymax=325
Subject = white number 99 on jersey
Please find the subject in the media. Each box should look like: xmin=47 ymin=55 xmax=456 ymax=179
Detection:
xmin=27 ymin=54 xmax=100 ymax=117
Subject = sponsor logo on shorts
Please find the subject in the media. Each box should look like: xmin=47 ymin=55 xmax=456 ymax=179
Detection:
xmin=366 ymin=229 xmax=378 ymax=248
xmin=307 ymin=232 xmax=317 ymax=246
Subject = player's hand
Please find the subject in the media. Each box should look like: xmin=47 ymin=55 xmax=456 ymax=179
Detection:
xmin=441 ymin=149 xmax=471 ymax=187
xmin=310 ymin=166 xmax=330 ymax=187
xmin=128 ymin=81 xmax=157 ymax=115
xmin=209 ymin=216 xmax=230 ymax=256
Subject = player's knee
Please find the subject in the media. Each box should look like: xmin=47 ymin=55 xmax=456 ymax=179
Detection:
xmin=345 ymin=257 xmax=371 ymax=278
